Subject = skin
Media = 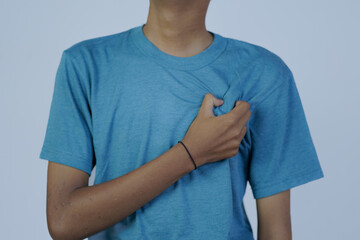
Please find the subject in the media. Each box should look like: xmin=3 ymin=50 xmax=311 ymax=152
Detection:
xmin=46 ymin=142 xmax=196 ymax=240
xmin=45 ymin=1 xmax=291 ymax=239
xmin=47 ymin=94 xmax=251 ymax=240
xmin=257 ymin=190 xmax=292 ymax=240
xmin=142 ymin=0 xmax=214 ymax=58
xmin=144 ymin=1 xmax=292 ymax=239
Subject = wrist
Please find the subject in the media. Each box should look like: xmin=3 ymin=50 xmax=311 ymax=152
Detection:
xmin=173 ymin=142 xmax=197 ymax=172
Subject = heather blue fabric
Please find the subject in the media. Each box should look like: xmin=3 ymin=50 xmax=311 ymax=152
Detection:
xmin=39 ymin=23 xmax=324 ymax=239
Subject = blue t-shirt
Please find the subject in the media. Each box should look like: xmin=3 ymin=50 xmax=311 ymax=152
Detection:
xmin=39 ymin=24 xmax=324 ymax=240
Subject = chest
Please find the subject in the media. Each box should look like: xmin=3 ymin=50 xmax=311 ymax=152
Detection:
xmin=92 ymin=63 xmax=232 ymax=135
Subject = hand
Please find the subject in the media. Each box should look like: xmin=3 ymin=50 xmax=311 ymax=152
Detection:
xmin=181 ymin=93 xmax=251 ymax=167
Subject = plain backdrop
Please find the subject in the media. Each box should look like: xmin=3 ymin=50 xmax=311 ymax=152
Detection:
xmin=1 ymin=0 xmax=359 ymax=239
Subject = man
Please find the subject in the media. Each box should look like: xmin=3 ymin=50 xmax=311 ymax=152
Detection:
xmin=40 ymin=0 xmax=324 ymax=239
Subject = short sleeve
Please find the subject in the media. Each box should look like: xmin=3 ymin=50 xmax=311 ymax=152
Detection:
xmin=248 ymin=70 xmax=324 ymax=199
xmin=39 ymin=50 xmax=95 ymax=175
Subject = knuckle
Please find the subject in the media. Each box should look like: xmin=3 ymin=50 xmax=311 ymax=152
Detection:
xmin=242 ymin=110 xmax=251 ymax=121
xmin=240 ymin=126 xmax=247 ymax=136
xmin=243 ymin=101 xmax=251 ymax=109
xmin=205 ymin=93 xmax=213 ymax=99
xmin=225 ymin=116 xmax=235 ymax=126
xmin=248 ymin=110 xmax=252 ymax=118
xmin=247 ymin=109 xmax=252 ymax=117
xmin=235 ymin=128 xmax=243 ymax=137
xmin=237 ymin=101 xmax=250 ymax=108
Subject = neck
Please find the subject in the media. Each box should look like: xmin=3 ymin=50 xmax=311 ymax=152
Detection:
xmin=143 ymin=0 xmax=213 ymax=57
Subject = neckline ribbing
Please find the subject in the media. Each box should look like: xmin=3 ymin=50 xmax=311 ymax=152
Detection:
xmin=130 ymin=23 xmax=228 ymax=71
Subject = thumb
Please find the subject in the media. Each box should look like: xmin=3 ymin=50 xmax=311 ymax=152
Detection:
xmin=199 ymin=93 xmax=224 ymax=118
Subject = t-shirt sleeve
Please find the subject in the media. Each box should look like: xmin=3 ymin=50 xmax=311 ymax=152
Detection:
xmin=39 ymin=50 xmax=95 ymax=175
xmin=248 ymin=68 xmax=324 ymax=199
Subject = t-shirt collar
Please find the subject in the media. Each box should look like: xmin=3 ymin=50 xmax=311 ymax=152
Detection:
xmin=130 ymin=23 xmax=228 ymax=71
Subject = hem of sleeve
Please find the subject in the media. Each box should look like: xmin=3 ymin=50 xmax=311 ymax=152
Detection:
xmin=252 ymin=167 xmax=324 ymax=200
xmin=39 ymin=146 xmax=93 ymax=176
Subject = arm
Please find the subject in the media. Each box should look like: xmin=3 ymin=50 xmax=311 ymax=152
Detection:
xmin=256 ymin=189 xmax=292 ymax=240
xmin=47 ymin=142 xmax=194 ymax=240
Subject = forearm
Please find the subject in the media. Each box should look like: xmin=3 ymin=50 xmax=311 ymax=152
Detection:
xmin=51 ymin=143 xmax=194 ymax=240
xmin=258 ymin=234 xmax=292 ymax=240
xmin=258 ymin=226 xmax=292 ymax=240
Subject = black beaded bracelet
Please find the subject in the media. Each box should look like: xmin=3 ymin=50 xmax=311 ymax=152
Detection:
xmin=178 ymin=140 xmax=197 ymax=170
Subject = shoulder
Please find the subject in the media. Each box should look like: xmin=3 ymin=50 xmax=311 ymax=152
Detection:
xmin=224 ymin=37 xmax=294 ymax=105
xmin=62 ymin=27 xmax=132 ymax=60
xmin=226 ymin=37 xmax=293 ymax=82
xmin=56 ymin=27 xmax=133 ymax=83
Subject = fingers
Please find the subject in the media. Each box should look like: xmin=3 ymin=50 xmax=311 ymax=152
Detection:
xmin=237 ymin=110 xmax=251 ymax=130
xmin=239 ymin=126 xmax=247 ymax=141
xmin=230 ymin=101 xmax=251 ymax=120
xmin=199 ymin=93 xmax=224 ymax=118
xmin=232 ymin=100 xmax=250 ymax=111
xmin=224 ymin=101 xmax=251 ymax=132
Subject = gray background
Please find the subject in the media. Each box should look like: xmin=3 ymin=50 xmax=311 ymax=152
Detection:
xmin=1 ymin=0 xmax=359 ymax=239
